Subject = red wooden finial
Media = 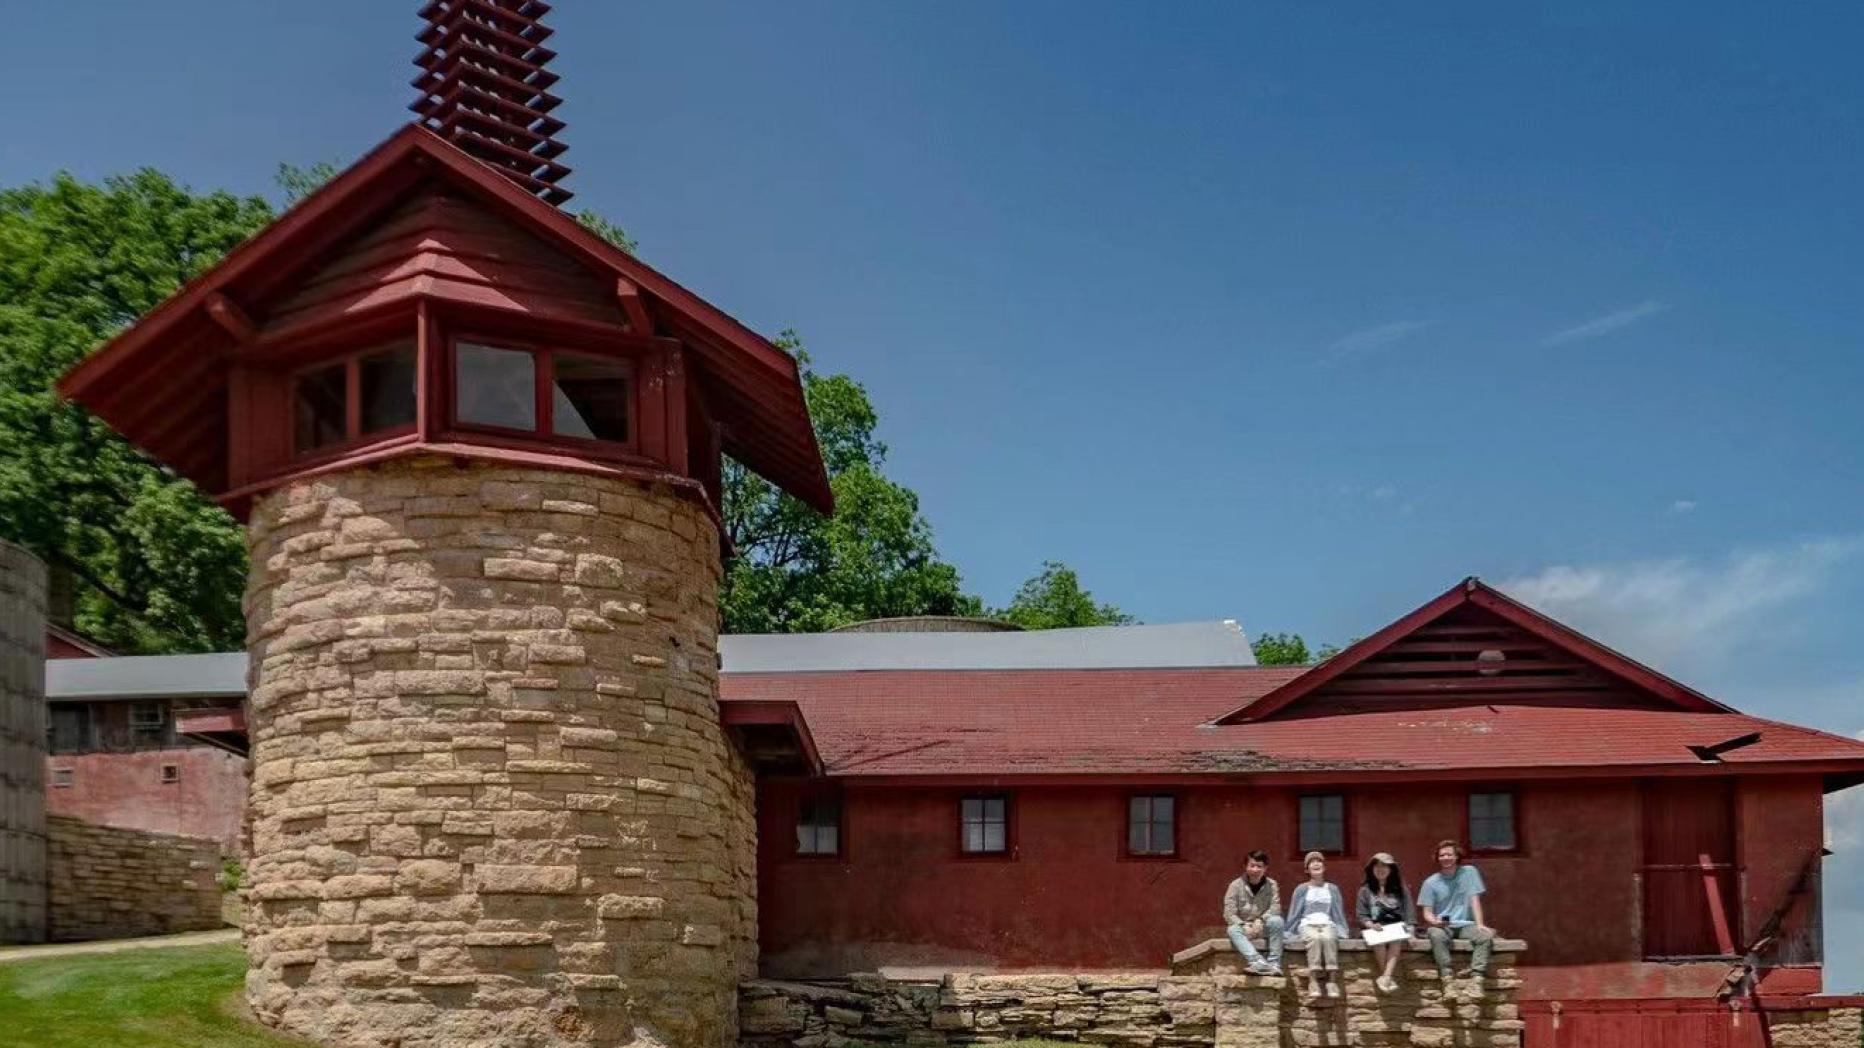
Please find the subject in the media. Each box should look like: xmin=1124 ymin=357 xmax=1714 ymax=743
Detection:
xmin=411 ymin=0 xmax=573 ymax=205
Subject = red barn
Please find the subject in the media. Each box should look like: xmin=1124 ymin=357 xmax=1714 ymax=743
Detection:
xmin=735 ymin=578 xmax=1864 ymax=1024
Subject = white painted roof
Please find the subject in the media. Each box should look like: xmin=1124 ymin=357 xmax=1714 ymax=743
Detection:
xmin=45 ymin=620 xmax=1256 ymax=699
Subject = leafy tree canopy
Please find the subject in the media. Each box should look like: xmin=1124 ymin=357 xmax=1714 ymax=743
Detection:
xmin=991 ymin=561 xmax=1134 ymax=630
xmin=1250 ymin=631 xmax=1345 ymax=666
xmin=0 ymin=170 xmax=272 ymax=652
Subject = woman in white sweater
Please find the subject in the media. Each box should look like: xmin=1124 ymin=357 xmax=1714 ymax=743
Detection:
xmin=1286 ymin=851 xmax=1351 ymax=1003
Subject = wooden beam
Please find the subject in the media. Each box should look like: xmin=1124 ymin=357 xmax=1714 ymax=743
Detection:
xmin=616 ymin=277 xmax=653 ymax=335
xmin=204 ymin=292 xmax=258 ymax=343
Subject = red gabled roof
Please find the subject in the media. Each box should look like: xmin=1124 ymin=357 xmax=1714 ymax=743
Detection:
xmin=718 ymin=667 xmax=1864 ymax=784
xmin=58 ymin=123 xmax=832 ymax=513
xmin=1213 ymin=577 xmax=1732 ymax=724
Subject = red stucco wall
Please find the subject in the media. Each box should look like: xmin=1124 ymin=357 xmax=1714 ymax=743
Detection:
xmin=757 ymin=775 xmax=1826 ymax=1000
xmin=45 ymin=748 xmax=247 ymax=851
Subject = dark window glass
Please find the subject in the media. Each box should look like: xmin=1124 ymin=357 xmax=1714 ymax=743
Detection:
xmin=1470 ymin=791 xmax=1517 ymax=851
xmin=961 ymin=796 xmax=1009 ymax=854
xmin=359 ymin=341 xmax=417 ymax=433
xmin=796 ymin=795 xmax=842 ymax=856
xmin=129 ymin=702 xmax=168 ymax=747
xmin=456 ymin=342 xmax=537 ymax=431
xmin=1128 ymin=795 xmax=1176 ymax=856
xmin=160 ymin=764 xmax=180 ymax=784
xmin=551 ymin=352 xmax=630 ymax=442
xmin=293 ymin=361 xmax=347 ymax=452
xmin=48 ymin=706 xmax=89 ymax=754
xmin=1299 ymin=794 xmax=1346 ymax=853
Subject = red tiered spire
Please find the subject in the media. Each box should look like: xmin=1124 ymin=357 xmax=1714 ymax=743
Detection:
xmin=411 ymin=0 xmax=573 ymax=205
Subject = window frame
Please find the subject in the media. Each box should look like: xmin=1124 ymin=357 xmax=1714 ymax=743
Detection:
xmin=1295 ymin=792 xmax=1350 ymax=857
xmin=129 ymin=701 xmax=169 ymax=748
xmin=447 ymin=333 xmax=639 ymax=456
xmin=957 ymin=793 xmax=1015 ymax=859
xmin=51 ymin=767 xmax=74 ymax=788
xmin=792 ymin=787 xmax=845 ymax=860
xmin=1467 ymin=787 xmax=1524 ymax=856
xmin=1123 ymin=792 xmax=1181 ymax=860
xmin=288 ymin=340 xmax=420 ymax=460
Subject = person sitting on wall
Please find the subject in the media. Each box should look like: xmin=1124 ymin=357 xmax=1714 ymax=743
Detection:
xmin=1356 ymin=851 xmax=1415 ymax=994
xmin=1287 ymin=851 xmax=1351 ymax=1004
xmin=1222 ymin=849 xmax=1284 ymax=976
xmin=1418 ymin=838 xmax=1497 ymax=994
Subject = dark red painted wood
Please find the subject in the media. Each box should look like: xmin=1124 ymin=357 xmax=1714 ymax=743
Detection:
xmin=1642 ymin=778 xmax=1740 ymax=958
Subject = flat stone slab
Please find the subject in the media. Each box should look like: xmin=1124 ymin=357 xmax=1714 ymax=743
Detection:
xmin=1173 ymin=936 xmax=1526 ymax=969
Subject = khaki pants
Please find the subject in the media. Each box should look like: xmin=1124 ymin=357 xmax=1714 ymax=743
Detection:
xmin=1297 ymin=922 xmax=1340 ymax=972
xmin=1426 ymin=923 xmax=1495 ymax=974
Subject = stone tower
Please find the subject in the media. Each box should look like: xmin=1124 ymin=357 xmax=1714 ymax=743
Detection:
xmin=0 ymin=539 xmax=48 ymax=945
xmin=59 ymin=124 xmax=830 ymax=1047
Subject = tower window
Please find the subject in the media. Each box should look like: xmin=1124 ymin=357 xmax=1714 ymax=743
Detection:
xmin=452 ymin=339 xmax=633 ymax=447
xmin=292 ymin=338 xmax=418 ymax=455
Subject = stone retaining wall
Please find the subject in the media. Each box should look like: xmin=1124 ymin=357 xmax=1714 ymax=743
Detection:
xmin=46 ymin=814 xmax=223 ymax=941
xmin=0 ymin=539 xmax=47 ymax=944
xmin=742 ymin=941 xmax=1525 ymax=1048
xmin=1756 ymin=1003 xmax=1863 ymax=1048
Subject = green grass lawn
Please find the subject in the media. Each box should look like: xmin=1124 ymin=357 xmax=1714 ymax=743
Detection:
xmin=0 ymin=943 xmax=304 ymax=1047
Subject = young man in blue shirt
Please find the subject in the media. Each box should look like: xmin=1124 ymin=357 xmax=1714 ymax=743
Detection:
xmin=1417 ymin=839 xmax=1497 ymax=993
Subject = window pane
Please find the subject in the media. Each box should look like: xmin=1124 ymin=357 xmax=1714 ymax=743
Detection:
xmin=294 ymin=361 xmax=347 ymax=451
xmin=1130 ymin=796 xmax=1150 ymax=825
xmin=962 ymin=797 xmax=1007 ymax=853
xmin=359 ymin=341 xmax=417 ymax=433
xmin=983 ymin=822 xmax=1006 ymax=852
xmin=818 ymin=826 xmax=838 ymax=855
xmin=964 ymin=822 xmax=986 ymax=853
xmin=1155 ymin=822 xmax=1174 ymax=855
xmin=1471 ymin=792 xmax=1515 ymax=850
xmin=962 ymin=798 xmax=983 ymax=824
xmin=551 ymin=352 xmax=630 ymax=442
xmin=1129 ymin=820 xmax=1149 ymax=854
xmin=456 ymin=342 xmax=536 ymax=430
xmin=1300 ymin=795 xmax=1345 ymax=852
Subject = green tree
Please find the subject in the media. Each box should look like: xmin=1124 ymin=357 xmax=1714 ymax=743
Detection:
xmin=274 ymin=161 xmax=339 ymax=205
xmin=1250 ymin=632 xmax=1311 ymax=666
xmin=0 ymin=170 xmax=273 ymax=652
xmin=992 ymin=561 xmax=1133 ymax=630
xmin=720 ymin=335 xmax=980 ymax=633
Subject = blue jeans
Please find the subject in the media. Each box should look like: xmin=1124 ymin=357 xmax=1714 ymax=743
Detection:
xmin=1226 ymin=914 xmax=1285 ymax=968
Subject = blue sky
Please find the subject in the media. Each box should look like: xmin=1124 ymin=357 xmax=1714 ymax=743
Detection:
xmin=7 ymin=2 xmax=1864 ymax=986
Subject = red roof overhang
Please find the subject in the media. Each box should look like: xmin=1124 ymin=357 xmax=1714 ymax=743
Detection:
xmin=719 ymin=697 xmax=825 ymax=776
xmin=1215 ymin=577 xmax=1733 ymax=724
xmin=57 ymin=123 xmax=832 ymax=514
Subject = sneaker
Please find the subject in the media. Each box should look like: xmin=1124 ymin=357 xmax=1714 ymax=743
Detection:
xmin=1247 ymin=961 xmax=1277 ymax=976
xmin=1324 ymin=982 xmax=1342 ymax=1000
xmin=1455 ymin=967 xmax=1477 ymax=978
xmin=1305 ymin=985 xmax=1323 ymax=1004
xmin=1375 ymin=975 xmax=1396 ymax=994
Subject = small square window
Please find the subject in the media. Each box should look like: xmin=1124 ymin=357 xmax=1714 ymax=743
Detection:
xmin=130 ymin=702 xmax=168 ymax=746
xmin=456 ymin=342 xmax=538 ymax=431
xmin=795 ymin=794 xmax=841 ymax=856
xmin=1470 ymin=791 xmax=1517 ymax=851
xmin=293 ymin=361 xmax=347 ymax=452
xmin=160 ymin=764 xmax=180 ymax=784
xmin=52 ymin=768 xmax=73 ymax=788
xmin=1127 ymin=794 xmax=1176 ymax=856
xmin=961 ymin=796 xmax=1009 ymax=855
xmin=1299 ymin=794 xmax=1346 ymax=854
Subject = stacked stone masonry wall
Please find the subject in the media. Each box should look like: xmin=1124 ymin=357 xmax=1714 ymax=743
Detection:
xmin=0 ymin=539 xmax=47 ymax=944
xmin=242 ymin=460 xmax=753 ymax=1048
xmin=742 ymin=941 xmax=1526 ymax=1048
xmin=45 ymin=814 xmax=223 ymax=941
xmin=1761 ymin=1006 xmax=1863 ymax=1048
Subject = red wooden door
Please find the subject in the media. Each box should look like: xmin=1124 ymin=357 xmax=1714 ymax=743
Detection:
xmin=1641 ymin=778 xmax=1740 ymax=958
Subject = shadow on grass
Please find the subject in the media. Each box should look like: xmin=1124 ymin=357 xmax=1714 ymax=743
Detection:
xmin=0 ymin=942 xmax=308 ymax=1047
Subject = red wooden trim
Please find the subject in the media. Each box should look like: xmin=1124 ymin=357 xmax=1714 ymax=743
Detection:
xmin=1119 ymin=790 xmax=1182 ymax=861
xmin=416 ymin=299 xmax=436 ymax=442
xmin=823 ymin=758 xmax=1864 ymax=789
xmin=616 ymin=277 xmax=653 ymax=335
xmin=344 ymin=354 xmax=363 ymax=441
xmin=1466 ymin=587 xmax=1731 ymax=714
xmin=956 ymin=791 xmax=1016 ymax=860
xmin=1219 ymin=578 xmax=1734 ymax=724
xmin=204 ymin=292 xmax=257 ymax=342
xmin=718 ymin=699 xmax=824 ymax=776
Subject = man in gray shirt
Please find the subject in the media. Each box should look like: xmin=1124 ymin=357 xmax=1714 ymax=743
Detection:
xmin=1223 ymin=849 xmax=1284 ymax=975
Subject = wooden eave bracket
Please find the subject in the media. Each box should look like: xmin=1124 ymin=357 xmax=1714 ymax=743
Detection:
xmin=204 ymin=292 xmax=258 ymax=343
xmin=615 ymin=277 xmax=654 ymax=336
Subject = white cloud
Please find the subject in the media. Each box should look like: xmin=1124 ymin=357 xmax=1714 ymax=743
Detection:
xmin=1325 ymin=320 xmax=1429 ymax=358
xmin=1670 ymin=499 xmax=1698 ymax=514
xmin=1496 ymin=537 xmax=1863 ymax=669
xmin=1540 ymin=300 xmax=1667 ymax=346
